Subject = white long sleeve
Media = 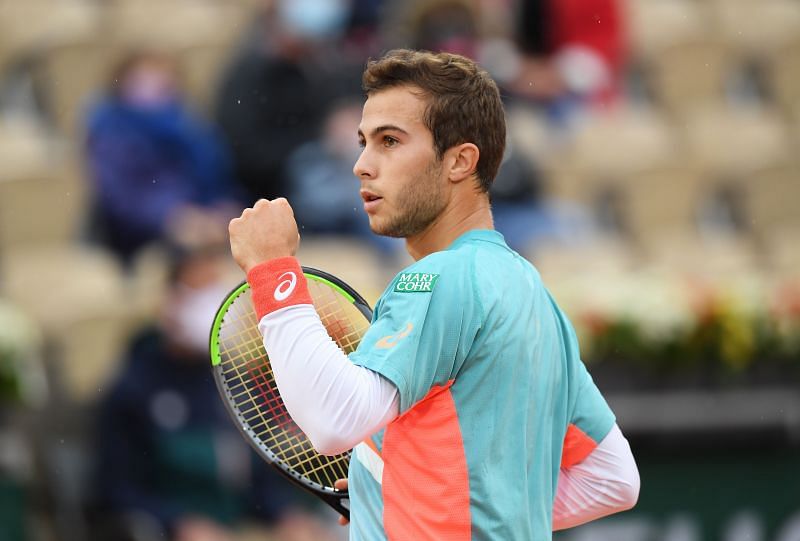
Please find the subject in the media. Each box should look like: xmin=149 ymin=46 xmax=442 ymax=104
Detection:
xmin=258 ymin=304 xmax=400 ymax=456
xmin=553 ymin=424 xmax=640 ymax=530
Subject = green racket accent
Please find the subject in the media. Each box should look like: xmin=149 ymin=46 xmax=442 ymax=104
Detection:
xmin=210 ymin=282 xmax=249 ymax=366
xmin=209 ymin=267 xmax=372 ymax=520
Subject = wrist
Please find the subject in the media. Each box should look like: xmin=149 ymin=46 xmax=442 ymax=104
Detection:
xmin=243 ymin=251 xmax=294 ymax=274
xmin=246 ymin=257 xmax=313 ymax=320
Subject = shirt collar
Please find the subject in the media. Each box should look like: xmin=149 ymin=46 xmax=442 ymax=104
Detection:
xmin=447 ymin=229 xmax=507 ymax=250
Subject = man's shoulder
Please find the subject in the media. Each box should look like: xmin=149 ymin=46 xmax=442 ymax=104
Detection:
xmin=388 ymin=248 xmax=475 ymax=294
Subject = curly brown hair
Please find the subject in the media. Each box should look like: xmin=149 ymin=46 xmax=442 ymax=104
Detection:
xmin=362 ymin=49 xmax=506 ymax=192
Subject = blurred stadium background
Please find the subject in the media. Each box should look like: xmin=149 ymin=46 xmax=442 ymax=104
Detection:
xmin=0 ymin=0 xmax=798 ymax=540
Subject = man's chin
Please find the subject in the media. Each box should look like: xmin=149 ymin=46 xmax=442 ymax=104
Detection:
xmin=368 ymin=218 xmax=396 ymax=238
xmin=370 ymin=223 xmax=402 ymax=238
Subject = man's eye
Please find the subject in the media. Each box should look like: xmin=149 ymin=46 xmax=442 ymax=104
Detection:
xmin=358 ymin=139 xmax=366 ymax=149
xmin=383 ymin=136 xmax=398 ymax=148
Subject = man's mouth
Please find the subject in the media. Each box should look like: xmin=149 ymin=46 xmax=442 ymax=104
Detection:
xmin=361 ymin=190 xmax=383 ymax=213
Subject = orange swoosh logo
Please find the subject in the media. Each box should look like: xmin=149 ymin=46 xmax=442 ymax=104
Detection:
xmin=376 ymin=322 xmax=414 ymax=349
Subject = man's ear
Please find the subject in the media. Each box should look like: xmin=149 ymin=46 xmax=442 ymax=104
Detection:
xmin=446 ymin=143 xmax=480 ymax=184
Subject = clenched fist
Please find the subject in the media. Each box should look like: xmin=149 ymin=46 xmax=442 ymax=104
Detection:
xmin=228 ymin=198 xmax=301 ymax=273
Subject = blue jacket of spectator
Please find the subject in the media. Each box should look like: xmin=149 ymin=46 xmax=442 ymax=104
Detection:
xmin=85 ymin=98 xmax=240 ymax=262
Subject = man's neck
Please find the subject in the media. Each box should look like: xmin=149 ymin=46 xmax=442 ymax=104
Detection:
xmin=405 ymin=194 xmax=493 ymax=261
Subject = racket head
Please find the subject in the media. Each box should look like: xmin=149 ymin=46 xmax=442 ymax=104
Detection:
xmin=210 ymin=267 xmax=373 ymax=519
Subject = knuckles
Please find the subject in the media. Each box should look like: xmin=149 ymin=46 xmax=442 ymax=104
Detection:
xmin=228 ymin=198 xmax=296 ymax=238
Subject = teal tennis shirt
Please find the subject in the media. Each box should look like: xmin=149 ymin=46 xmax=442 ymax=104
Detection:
xmin=348 ymin=229 xmax=614 ymax=540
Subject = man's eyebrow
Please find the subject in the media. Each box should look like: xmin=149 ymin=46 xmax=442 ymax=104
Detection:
xmin=358 ymin=124 xmax=410 ymax=138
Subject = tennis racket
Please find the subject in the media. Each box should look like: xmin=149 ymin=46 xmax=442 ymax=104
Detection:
xmin=209 ymin=267 xmax=373 ymax=520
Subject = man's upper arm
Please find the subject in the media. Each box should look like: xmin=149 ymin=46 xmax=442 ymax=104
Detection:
xmin=562 ymin=363 xmax=616 ymax=468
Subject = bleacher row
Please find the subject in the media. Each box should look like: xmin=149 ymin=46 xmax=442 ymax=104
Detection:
xmin=0 ymin=0 xmax=798 ymax=404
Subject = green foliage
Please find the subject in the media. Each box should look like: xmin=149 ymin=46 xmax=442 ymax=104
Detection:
xmin=0 ymin=348 xmax=23 ymax=404
xmin=0 ymin=302 xmax=42 ymax=406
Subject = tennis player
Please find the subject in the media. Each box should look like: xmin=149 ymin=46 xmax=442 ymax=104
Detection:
xmin=229 ymin=49 xmax=639 ymax=539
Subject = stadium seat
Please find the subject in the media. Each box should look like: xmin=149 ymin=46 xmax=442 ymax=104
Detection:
xmin=683 ymin=105 xmax=791 ymax=177
xmin=0 ymin=245 xmax=136 ymax=403
xmin=625 ymin=0 xmax=734 ymax=113
xmin=34 ymin=39 xmax=118 ymax=137
xmin=621 ymin=166 xmax=704 ymax=248
xmin=0 ymin=121 xmax=88 ymax=251
xmin=0 ymin=118 xmax=52 ymax=183
xmin=713 ymin=0 xmax=800 ymax=60
xmin=713 ymin=0 xmax=800 ymax=113
xmin=646 ymin=233 xmax=759 ymax=278
xmin=626 ymin=0 xmax=709 ymax=59
xmin=765 ymin=230 xmax=800 ymax=276
xmin=765 ymin=38 xmax=800 ymax=120
xmin=529 ymin=237 xmax=636 ymax=281
xmin=0 ymin=0 xmax=100 ymax=72
xmin=0 ymin=164 xmax=88 ymax=251
xmin=739 ymin=164 xmax=800 ymax=244
xmin=566 ymin=107 xmax=678 ymax=176
xmin=648 ymin=38 xmax=733 ymax=115
xmin=546 ymin=107 xmax=681 ymax=224
xmin=106 ymin=0 xmax=247 ymax=51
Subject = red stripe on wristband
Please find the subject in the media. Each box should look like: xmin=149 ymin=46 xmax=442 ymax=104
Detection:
xmin=246 ymin=257 xmax=313 ymax=320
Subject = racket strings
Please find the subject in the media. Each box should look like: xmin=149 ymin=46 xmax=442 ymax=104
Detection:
xmin=221 ymin=346 xmax=346 ymax=486
xmin=221 ymin=337 xmax=331 ymax=479
xmin=216 ymin=281 xmax=367 ymax=489
xmin=310 ymin=284 xmax=369 ymax=355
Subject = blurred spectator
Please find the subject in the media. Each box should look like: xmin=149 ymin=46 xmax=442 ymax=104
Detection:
xmin=287 ymin=98 xmax=402 ymax=256
xmin=344 ymin=0 xmax=389 ymax=55
xmin=483 ymin=0 xmax=626 ymax=126
xmin=214 ymin=0 xmax=364 ymax=203
xmin=517 ymin=0 xmax=625 ymax=102
xmin=84 ymin=51 xmax=243 ymax=266
xmin=406 ymin=0 xmax=479 ymax=58
xmin=90 ymin=243 xmax=338 ymax=541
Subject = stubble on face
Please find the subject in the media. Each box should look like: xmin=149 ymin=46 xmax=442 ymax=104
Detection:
xmin=370 ymin=156 xmax=447 ymax=238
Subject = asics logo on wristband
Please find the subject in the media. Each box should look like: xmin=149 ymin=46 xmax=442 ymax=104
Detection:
xmin=274 ymin=271 xmax=297 ymax=301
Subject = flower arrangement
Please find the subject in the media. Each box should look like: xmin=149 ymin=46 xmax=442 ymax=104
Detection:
xmin=0 ymin=301 xmax=43 ymax=406
xmin=551 ymin=272 xmax=800 ymax=390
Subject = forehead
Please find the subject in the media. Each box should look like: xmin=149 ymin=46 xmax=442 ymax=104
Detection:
xmin=359 ymin=85 xmax=429 ymax=133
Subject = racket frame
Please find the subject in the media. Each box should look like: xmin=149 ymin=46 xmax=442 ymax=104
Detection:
xmin=209 ymin=267 xmax=373 ymax=520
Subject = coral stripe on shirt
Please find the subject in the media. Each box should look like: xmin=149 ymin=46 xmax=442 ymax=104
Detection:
xmin=561 ymin=423 xmax=599 ymax=469
xmin=382 ymin=381 xmax=471 ymax=540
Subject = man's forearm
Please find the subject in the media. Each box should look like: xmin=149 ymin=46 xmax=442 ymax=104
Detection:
xmin=553 ymin=424 xmax=640 ymax=530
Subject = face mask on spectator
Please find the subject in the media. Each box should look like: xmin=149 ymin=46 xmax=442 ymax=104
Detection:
xmin=169 ymin=281 xmax=230 ymax=355
xmin=121 ymin=65 xmax=179 ymax=110
xmin=277 ymin=0 xmax=349 ymax=40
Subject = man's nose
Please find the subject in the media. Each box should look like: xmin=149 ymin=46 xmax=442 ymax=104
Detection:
xmin=353 ymin=148 xmax=375 ymax=179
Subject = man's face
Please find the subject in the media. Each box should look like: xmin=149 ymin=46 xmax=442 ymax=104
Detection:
xmin=354 ymin=85 xmax=448 ymax=238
